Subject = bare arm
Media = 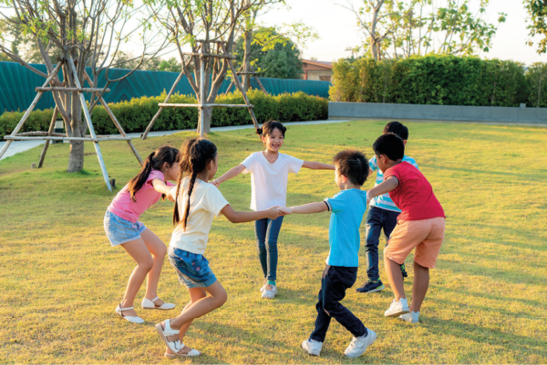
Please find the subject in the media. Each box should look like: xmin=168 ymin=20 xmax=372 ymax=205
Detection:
xmin=152 ymin=179 xmax=175 ymax=202
xmin=280 ymin=202 xmax=329 ymax=215
xmin=367 ymin=176 xmax=399 ymax=200
xmin=221 ymin=205 xmax=281 ymax=223
xmin=302 ymin=161 xmax=335 ymax=170
xmin=212 ymin=164 xmax=246 ymax=187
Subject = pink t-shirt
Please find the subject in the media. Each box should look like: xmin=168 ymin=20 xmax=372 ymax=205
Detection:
xmin=107 ymin=170 xmax=174 ymax=223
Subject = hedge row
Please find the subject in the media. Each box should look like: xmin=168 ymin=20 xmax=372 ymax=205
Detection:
xmin=0 ymin=90 xmax=328 ymax=138
xmin=329 ymin=55 xmax=539 ymax=107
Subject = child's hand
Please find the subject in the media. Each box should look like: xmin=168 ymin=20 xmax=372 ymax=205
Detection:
xmin=266 ymin=206 xmax=282 ymax=219
xmin=167 ymin=194 xmax=176 ymax=203
xmin=211 ymin=179 xmax=221 ymax=188
xmin=279 ymin=207 xmax=293 ymax=216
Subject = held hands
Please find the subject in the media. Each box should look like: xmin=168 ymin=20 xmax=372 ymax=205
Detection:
xmin=266 ymin=206 xmax=283 ymax=219
xmin=279 ymin=206 xmax=293 ymax=216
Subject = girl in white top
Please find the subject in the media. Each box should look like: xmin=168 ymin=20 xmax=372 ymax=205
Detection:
xmin=213 ymin=121 xmax=334 ymax=299
xmin=155 ymin=137 xmax=281 ymax=358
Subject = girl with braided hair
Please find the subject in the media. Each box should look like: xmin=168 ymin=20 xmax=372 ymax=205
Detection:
xmin=104 ymin=146 xmax=180 ymax=324
xmin=155 ymin=137 xmax=282 ymax=358
xmin=212 ymin=120 xmax=335 ymax=299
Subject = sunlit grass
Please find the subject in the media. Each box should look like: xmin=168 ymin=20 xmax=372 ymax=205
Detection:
xmin=0 ymin=120 xmax=546 ymax=363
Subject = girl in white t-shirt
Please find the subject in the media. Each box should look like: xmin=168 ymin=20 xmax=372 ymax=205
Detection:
xmin=212 ymin=121 xmax=334 ymax=299
xmin=155 ymin=137 xmax=281 ymax=358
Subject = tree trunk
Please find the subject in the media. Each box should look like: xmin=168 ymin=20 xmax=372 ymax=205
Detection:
xmin=242 ymin=29 xmax=252 ymax=92
xmin=67 ymin=86 xmax=85 ymax=172
xmin=199 ymin=108 xmax=213 ymax=135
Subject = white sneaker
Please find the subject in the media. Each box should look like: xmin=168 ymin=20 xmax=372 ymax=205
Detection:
xmin=399 ymin=311 xmax=419 ymax=323
xmin=301 ymin=338 xmax=322 ymax=356
xmin=261 ymin=285 xmax=277 ymax=299
xmin=344 ymin=330 xmax=377 ymax=358
xmin=384 ymin=298 xmax=409 ymax=317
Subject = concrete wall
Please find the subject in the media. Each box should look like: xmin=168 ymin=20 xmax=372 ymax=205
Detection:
xmin=306 ymin=70 xmax=333 ymax=81
xmin=329 ymin=102 xmax=547 ymax=125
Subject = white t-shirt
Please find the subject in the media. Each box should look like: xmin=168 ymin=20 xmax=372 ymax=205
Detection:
xmin=241 ymin=152 xmax=304 ymax=211
xmin=169 ymin=177 xmax=229 ymax=255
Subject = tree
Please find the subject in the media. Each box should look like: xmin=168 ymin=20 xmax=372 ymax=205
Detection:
xmin=0 ymin=0 xmax=166 ymax=173
xmin=338 ymin=0 xmax=505 ymax=60
xmin=158 ymin=57 xmax=181 ymax=72
xmin=147 ymin=0 xmax=268 ymax=134
xmin=524 ymin=0 xmax=547 ymax=54
xmin=234 ymin=27 xmax=303 ymax=79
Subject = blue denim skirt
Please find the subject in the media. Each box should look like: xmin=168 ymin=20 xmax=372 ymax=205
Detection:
xmin=168 ymin=247 xmax=217 ymax=289
xmin=104 ymin=210 xmax=147 ymax=246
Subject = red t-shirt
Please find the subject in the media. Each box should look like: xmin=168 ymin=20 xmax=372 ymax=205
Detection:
xmin=383 ymin=162 xmax=445 ymax=221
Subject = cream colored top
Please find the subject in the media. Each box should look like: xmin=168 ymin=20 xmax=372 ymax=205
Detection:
xmin=169 ymin=177 xmax=229 ymax=255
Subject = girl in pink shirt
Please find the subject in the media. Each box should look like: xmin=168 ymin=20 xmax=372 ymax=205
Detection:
xmin=104 ymin=146 xmax=180 ymax=324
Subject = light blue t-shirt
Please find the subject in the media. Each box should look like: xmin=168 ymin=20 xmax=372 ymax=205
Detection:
xmin=369 ymin=155 xmax=419 ymax=212
xmin=323 ymin=189 xmax=368 ymax=267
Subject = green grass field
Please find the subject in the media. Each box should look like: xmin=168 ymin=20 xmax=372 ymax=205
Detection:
xmin=1 ymin=120 xmax=546 ymax=364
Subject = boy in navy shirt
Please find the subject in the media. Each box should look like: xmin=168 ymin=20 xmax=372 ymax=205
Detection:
xmin=280 ymin=149 xmax=376 ymax=358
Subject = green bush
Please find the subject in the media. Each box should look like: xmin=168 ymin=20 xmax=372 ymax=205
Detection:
xmin=330 ymin=55 xmax=532 ymax=107
xmin=0 ymin=90 xmax=328 ymax=138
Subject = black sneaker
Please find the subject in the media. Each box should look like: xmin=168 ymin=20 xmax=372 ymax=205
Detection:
xmin=356 ymin=280 xmax=385 ymax=293
xmin=400 ymin=264 xmax=408 ymax=279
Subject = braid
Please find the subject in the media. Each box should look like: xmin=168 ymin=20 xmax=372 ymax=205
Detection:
xmin=182 ymin=170 xmax=199 ymax=231
xmin=172 ymin=166 xmax=185 ymax=226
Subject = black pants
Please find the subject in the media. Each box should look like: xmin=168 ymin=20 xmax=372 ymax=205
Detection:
xmin=310 ymin=265 xmax=368 ymax=342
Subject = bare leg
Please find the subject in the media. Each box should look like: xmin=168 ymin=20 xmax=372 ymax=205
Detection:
xmin=119 ymin=238 xmax=154 ymax=316
xmin=165 ymin=288 xmax=207 ymax=355
xmin=384 ymin=256 xmax=406 ymax=301
xmin=140 ymin=229 xmax=167 ymax=305
xmin=410 ymin=261 xmax=429 ymax=312
xmin=167 ymin=280 xmax=227 ymax=330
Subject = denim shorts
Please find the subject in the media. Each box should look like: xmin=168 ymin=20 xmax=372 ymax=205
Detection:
xmin=104 ymin=210 xmax=147 ymax=246
xmin=168 ymin=247 xmax=217 ymax=289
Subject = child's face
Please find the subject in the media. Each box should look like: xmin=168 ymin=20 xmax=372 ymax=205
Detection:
xmin=164 ymin=162 xmax=180 ymax=181
xmin=207 ymin=154 xmax=219 ymax=180
xmin=262 ymin=128 xmax=284 ymax=152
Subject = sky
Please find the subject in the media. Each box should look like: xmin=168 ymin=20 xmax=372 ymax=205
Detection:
xmin=254 ymin=0 xmax=546 ymax=65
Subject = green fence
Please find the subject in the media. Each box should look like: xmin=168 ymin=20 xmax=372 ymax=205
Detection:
xmin=0 ymin=61 xmax=330 ymax=114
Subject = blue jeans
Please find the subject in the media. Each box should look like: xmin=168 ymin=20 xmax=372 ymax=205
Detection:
xmin=310 ymin=265 xmax=368 ymax=342
xmin=365 ymin=206 xmax=400 ymax=281
xmin=254 ymin=216 xmax=284 ymax=282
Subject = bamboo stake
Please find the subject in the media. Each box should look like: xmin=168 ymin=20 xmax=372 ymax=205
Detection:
xmin=179 ymin=52 xmax=235 ymax=59
xmin=141 ymin=71 xmax=185 ymax=140
xmin=5 ymin=136 xmax=132 ymax=142
xmin=38 ymin=108 xmax=59 ymax=168
xmin=36 ymin=87 xmax=111 ymax=92
xmin=199 ymin=57 xmax=205 ymax=137
xmin=68 ymin=57 xmax=112 ymax=191
xmin=158 ymin=103 xmax=253 ymax=108
xmin=219 ymin=43 xmax=260 ymax=131
xmin=0 ymin=61 xmax=62 ymax=160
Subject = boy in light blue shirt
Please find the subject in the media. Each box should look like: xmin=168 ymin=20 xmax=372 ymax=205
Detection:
xmin=356 ymin=121 xmax=419 ymax=294
xmin=280 ymin=149 xmax=376 ymax=359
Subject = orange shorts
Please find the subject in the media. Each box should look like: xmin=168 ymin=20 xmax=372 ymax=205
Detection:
xmin=384 ymin=217 xmax=445 ymax=269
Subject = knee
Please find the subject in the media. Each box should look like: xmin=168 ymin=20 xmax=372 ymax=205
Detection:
xmin=139 ymin=256 xmax=154 ymax=272
xmin=155 ymin=245 xmax=167 ymax=259
xmin=215 ymin=289 xmax=228 ymax=308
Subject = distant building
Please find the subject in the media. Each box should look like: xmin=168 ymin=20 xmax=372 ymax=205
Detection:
xmin=302 ymin=59 xmax=333 ymax=82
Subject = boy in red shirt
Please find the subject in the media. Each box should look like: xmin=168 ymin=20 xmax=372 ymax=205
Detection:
xmin=367 ymin=134 xmax=445 ymax=324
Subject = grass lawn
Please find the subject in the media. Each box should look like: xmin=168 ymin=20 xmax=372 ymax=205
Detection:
xmin=0 ymin=120 xmax=546 ymax=364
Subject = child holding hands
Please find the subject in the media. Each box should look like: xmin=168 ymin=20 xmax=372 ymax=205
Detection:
xmin=280 ymin=149 xmax=376 ymax=358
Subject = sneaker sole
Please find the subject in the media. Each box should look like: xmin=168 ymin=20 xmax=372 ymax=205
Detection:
xmin=345 ymin=331 xmax=378 ymax=358
xmin=356 ymin=285 xmax=385 ymax=294
xmin=385 ymin=309 xmax=410 ymax=318
xmin=301 ymin=342 xmax=320 ymax=356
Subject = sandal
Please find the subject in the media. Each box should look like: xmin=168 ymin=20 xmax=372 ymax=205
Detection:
xmin=156 ymin=320 xmax=200 ymax=357
xmin=142 ymin=297 xmax=176 ymax=310
xmin=115 ymin=304 xmax=144 ymax=324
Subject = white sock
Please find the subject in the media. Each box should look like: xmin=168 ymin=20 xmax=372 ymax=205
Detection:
xmin=400 ymin=311 xmax=419 ymax=323
xmin=399 ymin=298 xmax=408 ymax=306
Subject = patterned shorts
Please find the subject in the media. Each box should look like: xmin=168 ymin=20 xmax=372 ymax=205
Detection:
xmin=168 ymin=247 xmax=217 ymax=289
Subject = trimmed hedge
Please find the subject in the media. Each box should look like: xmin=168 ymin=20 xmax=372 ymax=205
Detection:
xmin=329 ymin=55 xmax=531 ymax=107
xmin=0 ymin=90 xmax=328 ymax=138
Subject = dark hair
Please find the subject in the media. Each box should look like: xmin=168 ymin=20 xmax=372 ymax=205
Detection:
xmin=333 ymin=149 xmax=369 ymax=186
xmin=127 ymin=146 xmax=179 ymax=202
xmin=383 ymin=121 xmax=409 ymax=140
xmin=173 ymin=138 xmax=218 ymax=230
xmin=373 ymin=134 xmax=405 ymax=161
xmin=256 ymin=120 xmax=287 ymax=138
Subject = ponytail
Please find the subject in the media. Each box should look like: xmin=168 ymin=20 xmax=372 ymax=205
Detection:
xmin=173 ymin=138 xmax=218 ymax=230
xmin=127 ymin=146 xmax=180 ymax=202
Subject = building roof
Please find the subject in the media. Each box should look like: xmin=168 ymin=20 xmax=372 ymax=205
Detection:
xmin=302 ymin=59 xmax=333 ymax=70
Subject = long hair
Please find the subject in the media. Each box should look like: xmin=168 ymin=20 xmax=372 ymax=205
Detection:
xmin=127 ymin=146 xmax=179 ymax=202
xmin=173 ymin=138 xmax=218 ymax=230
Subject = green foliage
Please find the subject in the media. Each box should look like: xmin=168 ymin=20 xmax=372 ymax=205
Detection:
xmin=0 ymin=90 xmax=327 ymax=138
xmin=526 ymin=62 xmax=547 ymax=107
xmin=330 ymin=54 xmax=531 ymax=107
xmin=234 ymin=27 xmax=303 ymax=79
xmin=524 ymin=0 xmax=547 ymax=54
